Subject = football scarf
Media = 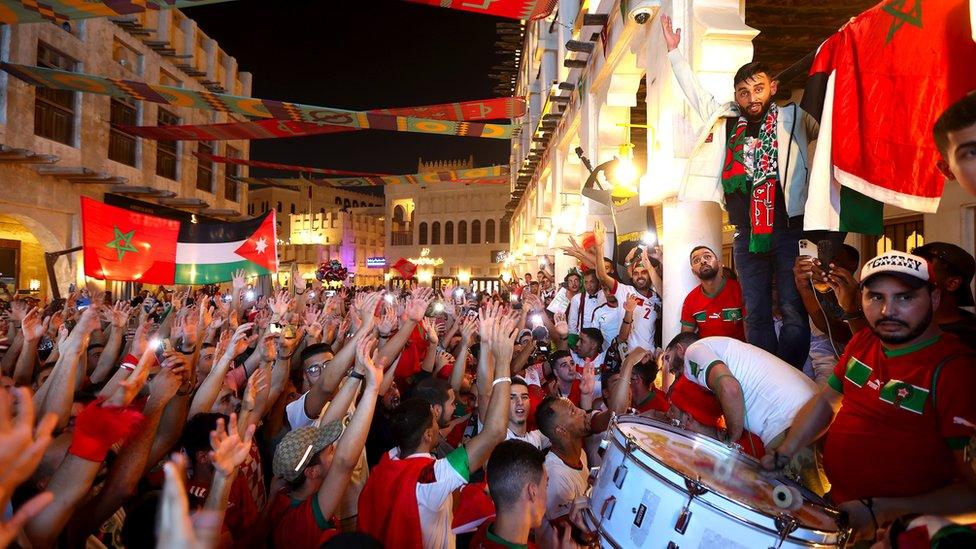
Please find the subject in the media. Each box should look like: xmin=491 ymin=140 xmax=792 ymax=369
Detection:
xmin=722 ymin=103 xmax=779 ymax=253
xmin=0 ymin=63 xmax=512 ymax=139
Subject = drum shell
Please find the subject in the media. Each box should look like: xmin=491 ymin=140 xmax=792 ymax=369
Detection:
xmin=590 ymin=415 xmax=846 ymax=548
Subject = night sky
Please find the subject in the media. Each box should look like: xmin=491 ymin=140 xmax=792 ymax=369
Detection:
xmin=182 ymin=0 xmax=513 ymax=187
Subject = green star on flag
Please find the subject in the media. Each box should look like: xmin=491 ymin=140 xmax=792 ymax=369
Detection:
xmin=106 ymin=227 xmax=138 ymax=261
xmin=883 ymin=0 xmax=922 ymax=43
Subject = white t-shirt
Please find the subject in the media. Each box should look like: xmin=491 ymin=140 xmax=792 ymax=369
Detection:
xmin=543 ymin=450 xmax=589 ymax=530
xmin=591 ymin=304 xmax=622 ymax=351
xmin=388 ymin=447 xmax=469 ymax=549
xmin=567 ymin=290 xmax=606 ymax=334
xmin=683 ymin=337 xmax=817 ymax=445
xmin=506 ymin=427 xmax=550 ymax=449
xmin=612 ymin=281 xmax=658 ymax=352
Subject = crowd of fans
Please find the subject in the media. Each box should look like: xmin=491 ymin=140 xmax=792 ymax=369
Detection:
xmin=0 ymin=15 xmax=975 ymax=549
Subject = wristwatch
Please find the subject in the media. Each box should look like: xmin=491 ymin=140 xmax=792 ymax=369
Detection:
xmin=349 ymin=371 xmax=366 ymax=381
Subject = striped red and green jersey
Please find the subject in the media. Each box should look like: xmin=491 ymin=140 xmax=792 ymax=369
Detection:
xmin=824 ymin=329 xmax=976 ymax=503
xmin=679 ymin=278 xmax=746 ymax=340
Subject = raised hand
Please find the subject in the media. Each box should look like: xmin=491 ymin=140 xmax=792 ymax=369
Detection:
xmin=435 ymin=350 xmax=453 ymax=370
xmin=661 ymin=14 xmax=681 ymax=51
xmin=268 ymin=289 xmax=292 ymax=317
xmin=358 ymin=335 xmax=383 ymax=388
xmin=259 ymin=331 xmax=278 ymax=362
xmin=103 ymin=300 xmax=133 ymax=329
xmin=624 ymin=293 xmax=638 ymax=314
xmin=0 ymin=387 xmax=57 ymax=498
xmin=242 ymin=368 xmax=268 ymax=414
xmin=421 ymin=317 xmax=439 ymax=343
xmin=225 ymin=323 xmax=253 ymax=360
xmin=580 ymin=360 xmax=597 ymax=395
xmin=377 ymin=305 xmax=398 ymax=336
xmin=459 ymin=315 xmax=479 ymax=343
xmin=826 ymin=265 xmax=860 ymax=314
xmin=405 ymin=290 xmax=433 ymax=322
xmin=232 ymin=269 xmax=248 ymax=290
xmin=150 ymin=353 xmax=190 ymax=403
xmin=553 ymin=312 xmax=569 ymax=338
xmin=158 ymin=454 xmax=204 ymax=549
xmin=209 ymin=413 xmax=255 ymax=477
xmin=21 ymin=307 xmax=47 ymax=342
xmin=592 ymin=220 xmax=606 ymax=248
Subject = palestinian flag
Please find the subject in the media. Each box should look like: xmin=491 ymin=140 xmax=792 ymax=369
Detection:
xmin=81 ymin=197 xmax=277 ymax=285
xmin=803 ymin=0 xmax=976 ymax=233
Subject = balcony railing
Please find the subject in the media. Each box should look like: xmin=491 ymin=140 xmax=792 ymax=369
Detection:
xmin=391 ymin=231 xmax=412 ymax=246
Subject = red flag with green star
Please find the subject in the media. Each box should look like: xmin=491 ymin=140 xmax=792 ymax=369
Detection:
xmin=81 ymin=197 xmax=180 ymax=283
xmin=81 ymin=197 xmax=277 ymax=285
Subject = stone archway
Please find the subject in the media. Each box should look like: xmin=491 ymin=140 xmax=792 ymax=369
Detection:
xmin=0 ymin=212 xmax=73 ymax=299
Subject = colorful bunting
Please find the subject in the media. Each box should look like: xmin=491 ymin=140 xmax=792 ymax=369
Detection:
xmin=0 ymin=62 xmax=512 ymax=140
xmin=0 ymin=0 xmax=236 ymax=25
xmin=194 ymin=152 xmax=392 ymax=177
xmin=406 ymin=0 xmax=556 ymax=20
xmin=236 ymin=163 xmax=511 ymax=188
xmin=114 ymin=97 xmax=526 ymax=141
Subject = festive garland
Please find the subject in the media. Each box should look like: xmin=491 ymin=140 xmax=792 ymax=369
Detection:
xmin=316 ymin=260 xmax=348 ymax=282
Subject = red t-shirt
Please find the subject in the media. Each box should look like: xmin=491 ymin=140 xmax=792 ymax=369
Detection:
xmin=668 ymin=375 xmax=766 ymax=458
xmin=470 ymin=521 xmax=537 ymax=549
xmin=267 ymin=492 xmax=338 ymax=548
xmin=680 ymin=278 xmax=746 ymax=340
xmin=634 ymin=388 xmax=669 ymax=414
xmin=823 ymin=329 xmax=976 ymax=503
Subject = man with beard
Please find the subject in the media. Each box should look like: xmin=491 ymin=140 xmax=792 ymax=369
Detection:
xmin=412 ymin=376 xmax=460 ymax=458
xmin=593 ymin=222 xmax=660 ymax=353
xmin=763 ymin=251 xmax=976 ymax=541
xmin=661 ymin=16 xmax=816 ymax=369
xmin=681 ymin=246 xmax=746 ymax=340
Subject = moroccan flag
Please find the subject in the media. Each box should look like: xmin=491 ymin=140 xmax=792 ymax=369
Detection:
xmin=803 ymin=0 xmax=976 ymax=233
xmin=391 ymin=258 xmax=417 ymax=279
xmin=81 ymin=198 xmax=277 ymax=285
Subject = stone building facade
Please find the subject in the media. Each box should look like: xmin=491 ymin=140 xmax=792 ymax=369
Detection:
xmin=385 ymin=158 xmax=510 ymax=291
xmin=0 ymin=11 xmax=251 ymax=298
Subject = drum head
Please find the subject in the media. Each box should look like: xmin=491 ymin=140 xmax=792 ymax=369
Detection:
xmin=617 ymin=418 xmax=838 ymax=533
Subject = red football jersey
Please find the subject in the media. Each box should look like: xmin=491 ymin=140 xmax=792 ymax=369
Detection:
xmin=680 ymin=278 xmax=746 ymax=340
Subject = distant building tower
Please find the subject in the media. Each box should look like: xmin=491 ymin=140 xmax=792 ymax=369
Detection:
xmin=417 ymin=155 xmax=474 ymax=173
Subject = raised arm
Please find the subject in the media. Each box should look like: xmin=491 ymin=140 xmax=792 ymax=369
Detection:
xmin=317 ymin=334 xmax=383 ymax=520
xmin=35 ymin=307 xmax=100 ymax=430
xmin=660 ymin=14 xmax=725 ymax=122
xmin=450 ymin=316 xmax=478 ymax=394
xmin=466 ymin=311 xmax=517 ymax=471
xmin=190 ymin=323 xmax=252 ymax=417
xmin=592 ymin=222 xmax=616 ymax=291
xmin=91 ymin=301 xmax=134 ymax=384
xmin=13 ymin=307 xmax=46 ymax=386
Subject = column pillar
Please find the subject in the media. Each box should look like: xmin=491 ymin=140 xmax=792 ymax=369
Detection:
xmin=661 ymin=197 xmax=723 ymax=346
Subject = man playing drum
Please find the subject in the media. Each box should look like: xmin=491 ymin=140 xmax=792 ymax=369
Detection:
xmin=762 ymin=251 xmax=976 ymax=541
xmin=663 ymin=332 xmax=825 ymax=493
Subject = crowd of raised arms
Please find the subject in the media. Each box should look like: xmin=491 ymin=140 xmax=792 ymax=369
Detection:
xmin=2 ymin=15 xmax=976 ymax=549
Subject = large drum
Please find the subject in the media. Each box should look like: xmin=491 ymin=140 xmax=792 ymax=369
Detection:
xmin=589 ymin=415 xmax=849 ymax=548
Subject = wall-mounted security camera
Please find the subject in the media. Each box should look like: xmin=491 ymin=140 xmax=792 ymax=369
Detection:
xmin=628 ymin=0 xmax=661 ymax=25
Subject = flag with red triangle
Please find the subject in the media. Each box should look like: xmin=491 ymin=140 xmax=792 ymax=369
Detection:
xmin=81 ymin=197 xmax=277 ymax=285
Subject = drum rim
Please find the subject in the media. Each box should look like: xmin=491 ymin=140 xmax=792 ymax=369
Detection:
xmin=601 ymin=414 xmax=844 ymax=542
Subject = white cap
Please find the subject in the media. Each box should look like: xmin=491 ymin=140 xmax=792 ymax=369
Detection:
xmin=860 ymin=251 xmax=933 ymax=287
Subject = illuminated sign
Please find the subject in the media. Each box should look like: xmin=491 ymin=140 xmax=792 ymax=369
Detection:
xmin=491 ymin=250 xmax=509 ymax=263
xmin=408 ymin=248 xmax=444 ymax=266
xmin=366 ymin=257 xmax=387 ymax=268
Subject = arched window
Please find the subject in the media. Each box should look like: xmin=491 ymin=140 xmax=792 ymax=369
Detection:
xmin=500 ymin=219 xmax=510 ymax=243
xmin=471 ymin=220 xmax=481 ymax=243
xmin=485 ymin=219 xmax=496 ymax=243
xmin=343 ymin=199 xmax=350 ymax=208
xmin=458 ymin=220 xmax=467 ymax=244
xmin=353 ymin=200 xmax=359 ymax=207
xmin=444 ymin=221 xmax=454 ymax=244
xmin=431 ymin=222 xmax=441 ymax=245
xmin=276 ymin=201 xmax=282 ymax=213
xmin=290 ymin=203 xmax=296 ymax=214
xmin=320 ymin=208 xmax=325 ymax=214
xmin=418 ymin=222 xmax=428 ymax=245
xmin=335 ymin=197 xmax=342 ymax=205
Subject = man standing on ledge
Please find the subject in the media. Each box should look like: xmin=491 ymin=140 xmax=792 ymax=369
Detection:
xmin=662 ymin=15 xmax=818 ymax=369
xmin=763 ymin=251 xmax=976 ymax=541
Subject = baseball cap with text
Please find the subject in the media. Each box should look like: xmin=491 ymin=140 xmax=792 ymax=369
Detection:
xmin=860 ymin=251 xmax=933 ymax=289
